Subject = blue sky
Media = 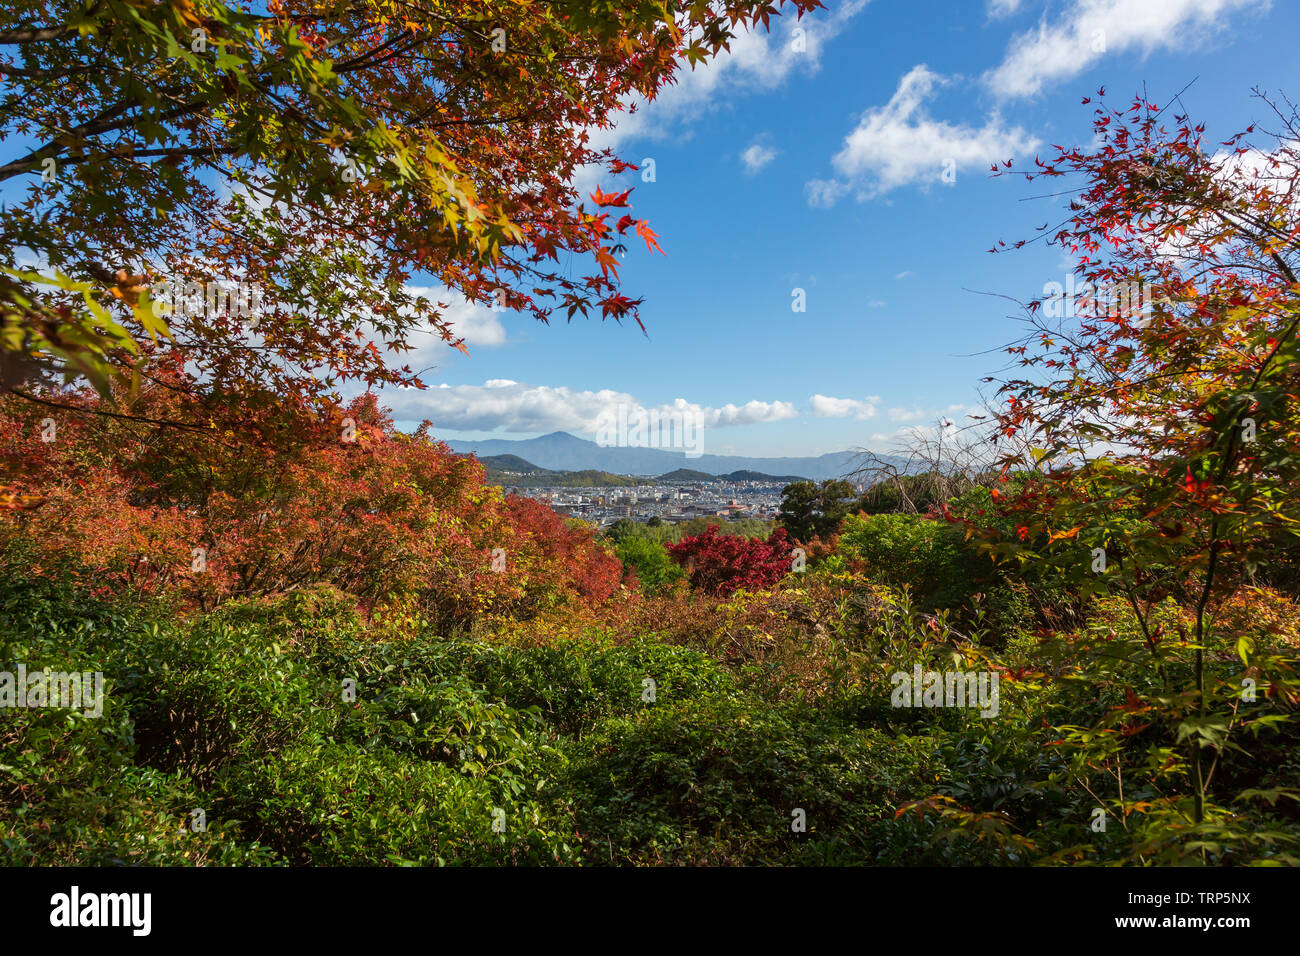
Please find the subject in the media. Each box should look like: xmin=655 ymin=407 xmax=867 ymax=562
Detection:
xmin=389 ymin=0 xmax=1300 ymax=458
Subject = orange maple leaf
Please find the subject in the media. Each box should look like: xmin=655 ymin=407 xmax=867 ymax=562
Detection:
xmin=589 ymin=187 xmax=632 ymax=207
xmin=635 ymin=220 xmax=664 ymax=256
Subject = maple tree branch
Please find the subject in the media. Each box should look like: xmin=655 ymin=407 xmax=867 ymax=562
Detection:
xmin=0 ymin=2 xmax=105 ymax=45
xmin=0 ymin=61 xmax=99 ymax=79
xmin=9 ymin=387 xmax=213 ymax=432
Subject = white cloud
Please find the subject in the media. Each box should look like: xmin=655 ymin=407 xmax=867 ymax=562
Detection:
xmin=887 ymin=406 xmax=927 ymax=423
xmin=894 ymin=270 xmax=915 ymax=280
xmin=402 ymin=286 xmax=507 ymax=347
xmin=810 ymin=394 xmax=880 ymax=420
xmin=869 ymin=404 xmax=986 ymax=444
xmin=641 ymin=397 xmax=799 ymax=429
xmin=1152 ymin=141 xmax=1300 ymax=268
xmin=741 ymin=141 xmax=778 ymax=174
xmin=986 ymin=0 xmax=1268 ymax=99
xmin=805 ymin=177 xmax=850 ymax=208
xmin=339 ymin=287 xmax=508 ymax=392
xmin=988 ymin=0 xmax=1026 ymax=17
xmin=807 ymin=65 xmax=1039 ymax=202
xmin=379 ymin=381 xmax=797 ymax=432
xmin=629 ymin=0 xmax=868 ymax=141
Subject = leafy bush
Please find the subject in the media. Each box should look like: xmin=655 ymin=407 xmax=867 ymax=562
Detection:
xmin=560 ymin=693 xmax=940 ymax=865
xmin=615 ymin=536 xmax=685 ymax=596
xmin=0 ymin=393 xmax=624 ymax=630
xmin=667 ymin=525 xmax=794 ymax=596
xmin=838 ymin=512 xmax=990 ymax=611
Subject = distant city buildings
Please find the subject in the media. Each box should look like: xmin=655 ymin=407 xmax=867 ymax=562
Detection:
xmin=500 ymin=478 xmax=786 ymax=527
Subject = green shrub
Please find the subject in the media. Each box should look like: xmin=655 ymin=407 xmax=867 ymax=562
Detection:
xmin=615 ymin=537 xmax=685 ymax=596
xmin=839 ymin=512 xmax=991 ymax=610
xmin=0 ymin=570 xmax=278 ymax=865
xmin=213 ymin=742 xmax=578 ymax=865
xmin=559 ymin=693 xmax=939 ymax=865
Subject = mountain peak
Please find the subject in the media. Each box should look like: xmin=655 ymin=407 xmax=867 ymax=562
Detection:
xmin=535 ymin=430 xmax=589 ymax=444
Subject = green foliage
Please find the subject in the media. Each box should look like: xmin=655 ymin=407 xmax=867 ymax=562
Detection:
xmin=615 ymin=536 xmax=686 ymax=596
xmin=560 ymin=694 xmax=940 ymax=865
xmin=4 ymin=499 xmax=1297 ymax=867
xmin=778 ymin=479 xmax=859 ymax=543
xmin=676 ymin=516 xmax=773 ymax=540
xmin=0 ymin=571 xmax=277 ymax=865
xmin=605 ymin=517 xmax=676 ymax=545
xmin=486 ymin=467 xmax=638 ymax=488
xmin=603 ymin=515 xmax=771 ymax=547
xmin=858 ymin=471 xmax=949 ymax=515
xmin=838 ymin=512 xmax=991 ymax=612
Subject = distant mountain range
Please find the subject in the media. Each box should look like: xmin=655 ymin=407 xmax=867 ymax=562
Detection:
xmin=481 ymin=456 xmax=810 ymax=487
xmin=657 ymin=468 xmax=809 ymax=484
xmin=479 ymin=455 xmax=638 ymax=488
xmin=443 ymin=431 xmax=884 ymax=481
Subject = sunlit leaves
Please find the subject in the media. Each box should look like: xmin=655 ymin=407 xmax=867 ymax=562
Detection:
xmin=0 ymin=0 xmax=819 ymax=416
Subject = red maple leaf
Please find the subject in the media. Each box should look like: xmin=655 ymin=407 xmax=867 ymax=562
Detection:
xmin=589 ymin=186 xmax=632 ymax=207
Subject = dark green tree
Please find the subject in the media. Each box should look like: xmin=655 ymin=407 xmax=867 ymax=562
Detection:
xmin=778 ymin=479 xmax=858 ymax=543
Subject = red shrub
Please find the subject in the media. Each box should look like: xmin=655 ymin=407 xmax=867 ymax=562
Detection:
xmin=666 ymin=524 xmax=794 ymax=596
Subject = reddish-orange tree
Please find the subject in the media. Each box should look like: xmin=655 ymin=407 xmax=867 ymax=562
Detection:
xmin=1 ymin=381 xmax=624 ymax=626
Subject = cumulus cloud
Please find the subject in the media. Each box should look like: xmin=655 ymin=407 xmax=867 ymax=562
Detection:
xmin=1151 ymin=141 xmax=1300 ymax=269
xmin=986 ymin=0 xmax=1267 ymax=99
xmin=741 ymin=141 xmax=778 ymax=174
xmin=696 ymin=398 xmax=800 ymax=427
xmin=870 ymin=403 xmax=984 ymax=443
xmin=403 ymin=286 xmax=507 ymax=347
xmin=887 ymin=406 xmax=928 ymax=423
xmin=621 ymin=0 xmax=867 ymax=143
xmin=357 ymin=286 xmax=506 ymax=386
xmin=379 ymin=381 xmax=798 ymax=433
xmin=810 ymin=394 xmax=880 ymax=420
xmin=804 ymin=178 xmax=850 ymax=207
xmin=806 ymin=65 xmax=1039 ymax=203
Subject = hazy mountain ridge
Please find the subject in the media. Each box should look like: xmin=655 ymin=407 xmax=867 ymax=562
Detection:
xmin=479 ymin=455 xmax=638 ymax=487
xmin=444 ymin=431 xmax=885 ymax=480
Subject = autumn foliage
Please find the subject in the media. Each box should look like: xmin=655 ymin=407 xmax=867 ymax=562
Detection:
xmin=1 ymin=0 xmax=822 ymax=423
xmin=0 ymin=382 xmax=623 ymax=628
xmin=666 ymin=525 xmax=794 ymax=596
